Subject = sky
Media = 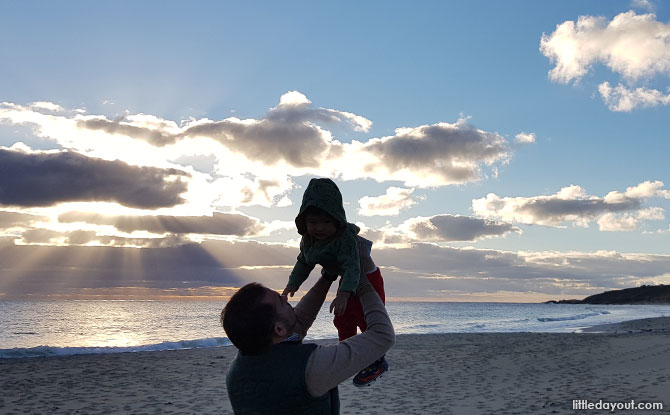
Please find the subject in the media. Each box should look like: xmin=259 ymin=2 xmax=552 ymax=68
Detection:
xmin=1 ymin=0 xmax=669 ymax=302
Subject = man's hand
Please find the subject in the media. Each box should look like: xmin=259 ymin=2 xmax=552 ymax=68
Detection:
xmin=282 ymin=285 xmax=297 ymax=298
xmin=329 ymin=291 xmax=351 ymax=315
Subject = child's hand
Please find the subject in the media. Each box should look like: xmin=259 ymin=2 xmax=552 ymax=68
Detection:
xmin=329 ymin=291 xmax=351 ymax=315
xmin=282 ymin=285 xmax=297 ymax=298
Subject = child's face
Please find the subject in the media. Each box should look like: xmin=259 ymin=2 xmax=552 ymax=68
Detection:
xmin=305 ymin=211 xmax=338 ymax=240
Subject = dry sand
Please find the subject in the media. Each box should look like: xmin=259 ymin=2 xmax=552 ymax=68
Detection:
xmin=2 ymin=317 xmax=669 ymax=414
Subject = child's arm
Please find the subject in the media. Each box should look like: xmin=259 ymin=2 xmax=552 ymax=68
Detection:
xmin=285 ymin=250 xmax=315 ymax=297
xmin=322 ymin=235 xmax=360 ymax=316
xmin=329 ymin=291 xmax=351 ymax=315
xmin=335 ymin=235 xmax=361 ymax=294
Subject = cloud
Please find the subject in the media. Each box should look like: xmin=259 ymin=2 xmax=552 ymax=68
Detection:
xmin=598 ymin=81 xmax=670 ymax=111
xmin=540 ymin=11 xmax=670 ymax=83
xmin=0 ymin=148 xmax=189 ymax=209
xmin=515 ymin=132 xmax=536 ymax=144
xmin=597 ymin=206 xmax=665 ymax=231
xmin=0 ymin=242 xmax=243 ymax=298
xmin=80 ymin=115 xmax=332 ymax=168
xmin=76 ymin=114 xmax=181 ymax=146
xmin=2 ymin=96 xmax=519 ymax=190
xmin=29 ymin=102 xmax=66 ymax=112
xmin=3 ymin=239 xmax=670 ymax=300
xmin=58 ymin=211 xmax=265 ymax=236
xmin=637 ymin=206 xmax=665 ymax=220
xmin=596 ymin=213 xmax=640 ymax=231
xmin=402 ymin=215 xmax=521 ymax=242
xmin=373 ymin=244 xmax=670 ymax=300
xmin=18 ymin=228 xmax=193 ymax=248
xmin=0 ymin=211 xmax=45 ymax=228
xmin=211 ymin=174 xmax=295 ymax=208
xmin=358 ymin=214 xmax=521 ymax=244
xmin=341 ymin=118 xmax=511 ymax=187
xmin=632 ymin=0 xmax=655 ymax=12
xmin=473 ymin=180 xmax=668 ymax=229
xmin=358 ymin=187 xmax=417 ymax=216
xmin=266 ymin=91 xmax=372 ymax=132
xmin=76 ymin=91 xmax=370 ymax=169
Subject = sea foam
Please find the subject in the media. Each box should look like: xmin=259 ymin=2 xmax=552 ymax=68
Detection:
xmin=0 ymin=337 xmax=232 ymax=359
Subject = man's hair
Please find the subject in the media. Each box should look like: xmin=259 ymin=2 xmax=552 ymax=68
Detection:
xmin=221 ymin=283 xmax=276 ymax=355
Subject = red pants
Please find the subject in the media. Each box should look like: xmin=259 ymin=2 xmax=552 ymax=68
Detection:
xmin=333 ymin=268 xmax=386 ymax=341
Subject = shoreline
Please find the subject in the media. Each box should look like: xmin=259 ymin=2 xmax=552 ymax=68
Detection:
xmin=579 ymin=316 xmax=670 ymax=333
xmin=2 ymin=317 xmax=669 ymax=414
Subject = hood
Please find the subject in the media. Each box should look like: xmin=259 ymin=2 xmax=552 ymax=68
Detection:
xmin=295 ymin=178 xmax=348 ymax=236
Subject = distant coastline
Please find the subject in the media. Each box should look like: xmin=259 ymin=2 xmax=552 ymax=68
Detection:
xmin=546 ymin=284 xmax=670 ymax=305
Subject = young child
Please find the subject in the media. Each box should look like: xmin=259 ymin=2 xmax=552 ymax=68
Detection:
xmin=282 ymin=178 xmax=389 ymax=387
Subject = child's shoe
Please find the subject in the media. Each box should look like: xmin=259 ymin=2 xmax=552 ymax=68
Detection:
xmin=353 ymin=356 xmax=389 ymax=387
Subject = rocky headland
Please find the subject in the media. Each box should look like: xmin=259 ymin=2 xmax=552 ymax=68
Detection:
xmin=546 ymin=284 xmax=670 ymax=304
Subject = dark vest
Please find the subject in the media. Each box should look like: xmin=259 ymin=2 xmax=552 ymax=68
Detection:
xmin=226 ymin=341 xmax=340 ymax=415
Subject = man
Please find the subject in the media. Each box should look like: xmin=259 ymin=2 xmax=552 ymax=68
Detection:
xmin=221 ymin=268 xmax=395 ymax=414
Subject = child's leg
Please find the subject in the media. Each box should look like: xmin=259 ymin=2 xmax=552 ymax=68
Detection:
xmin=334 ymin=268 xmax=386 ymax=340
xmin=367 ymin=267 xmax=386 ymax=303
xmin=333 ymin=296 xmax=362 ymax=341
xmin=334 ymin=317 xmax=357 ymax=341
xmin=355 ymin=268 xmax=386 ymax=333
xmin=352 ymin=268 xmax=390 ymax=387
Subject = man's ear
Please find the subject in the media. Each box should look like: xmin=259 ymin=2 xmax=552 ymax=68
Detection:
xmin=273 ymin=321 xmax=287 ymax=338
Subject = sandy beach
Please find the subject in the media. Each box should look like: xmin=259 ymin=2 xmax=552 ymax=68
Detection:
xmin=2 ymin=317 xmax=669 ymax=415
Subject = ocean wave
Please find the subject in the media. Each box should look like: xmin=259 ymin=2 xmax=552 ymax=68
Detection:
xmin=537 ymin=311 xmax=610 ymax=323
xmin=0 ymin=337 xmax=232 ymax=359
xmin=411 ymin=323 xmax=442 ymax=329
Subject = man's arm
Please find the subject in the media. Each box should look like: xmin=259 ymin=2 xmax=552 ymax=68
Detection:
xmin=292 ymin=275 xmax=333 ymax=339
xmin=304 ymin=274 xmax=395 ymax=397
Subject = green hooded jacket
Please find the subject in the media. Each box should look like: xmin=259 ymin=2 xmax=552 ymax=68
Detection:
xmin=288 ymin=178 xmax=361 ymax=293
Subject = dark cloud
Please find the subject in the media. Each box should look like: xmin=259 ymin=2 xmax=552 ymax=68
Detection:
xmin=473 ymin=182 xmax=665 ymax=227
xmin=200 ymin=240 xmax=295 ymax=268
xmin=77 ymin=118 xmax=178 ymax=146
xmin=20 ymin=228 xmax=192 ymax=248
xmin=0 ymin=149 xmax=188 ymax=208
xmin=0 ymin=242 xmax=241 ymax=297
xmin=522 ymin=198 xmax=640 ymax=220
xmin=76 ymin=94 xmax=358 ymax=169
xmin=265 ymin=97 xmax=370 ymax=131
xmin=45 ymin=97 xmax=511 ymax=187
xmin=58 ymin=211 xmax=264 ymax=236
xmin=372 ymin=243 xmax=670 ymax=287
xmin=20 ymin=228 xmax=62 ymax=244
xmin=266 ymin=102 xmax=342 ymax=124
xmin=0 ymin=211 xmax=45 ymax=228
xmin=409 ymin=215 xmax=521 ymax=241
xmin=79 ymin=115 xmax=332 ymax=168
xmin=363 ymin=121 xmax=510 ymax=184
xmin=1 ymin=239 xmax=669 ymax=299
xmin=184 ymin=119 xmax=330 ymax=167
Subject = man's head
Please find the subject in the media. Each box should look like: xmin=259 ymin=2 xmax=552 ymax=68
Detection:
xmin=221 ymin=283 xmax=298 ymax=355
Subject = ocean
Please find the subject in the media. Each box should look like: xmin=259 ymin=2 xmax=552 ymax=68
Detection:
xmin=2 ymin=300 xmax=670 ymax=359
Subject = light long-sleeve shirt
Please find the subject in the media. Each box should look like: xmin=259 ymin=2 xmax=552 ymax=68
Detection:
xmin=290 ymin=273 xmax=395 ymax=397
